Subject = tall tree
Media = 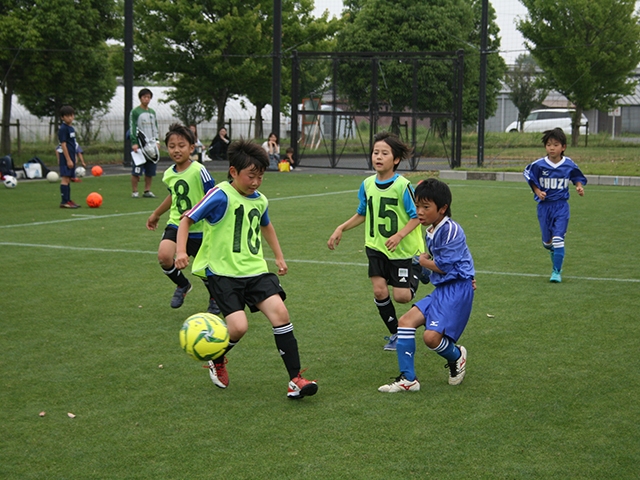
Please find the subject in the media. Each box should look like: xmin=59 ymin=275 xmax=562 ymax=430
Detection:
xmin=337 ymin=0 xmax=506 ymax=127
xmin=242 ymin=0 xmax=340 ymax=139
xmin=0 ymin=0 xmax=119 ymax=152
xmin=518 ymin=0 xmax=640 ymax=146
xmin=136 ymin=0 xmax=339 ymax=141
xmin=504 ymin=54 xmax=549 ymax=132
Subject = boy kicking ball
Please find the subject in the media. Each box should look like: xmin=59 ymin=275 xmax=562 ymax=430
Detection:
xmin=379 ymin=178 xmax=475 ymax=392
xmin=175 ymin=140 xmax=317 ymax=399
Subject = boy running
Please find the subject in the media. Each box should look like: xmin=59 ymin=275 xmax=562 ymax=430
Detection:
xmin=146 ymin=123 xmax=219 ymax=314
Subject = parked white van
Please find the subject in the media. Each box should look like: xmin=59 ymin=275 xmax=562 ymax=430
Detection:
xmin=505 ymin=109 xmax=588 ymax=135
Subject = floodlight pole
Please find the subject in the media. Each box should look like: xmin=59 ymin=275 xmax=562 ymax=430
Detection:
xmin=272 ymin=0 xmax=282 ymax=139
xmin=477 ymin=0 xmax=488 ymax=167
xmin=123 ymin=0 xmax=134 ymax=167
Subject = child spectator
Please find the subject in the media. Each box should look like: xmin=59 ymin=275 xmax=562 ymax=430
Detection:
xmin=523 ymin=128 xmax=586 ymax=283
xmin=130 ymin=88 xmax=160 ymax=198
xmin=175 ymin=139 xmax=318 ymax=399
xmin=146 ymin=123 xmax=219 ymax=314
xmin=57 ymin=105 xmax=81 ymax=208
xmin=378 ymin=178 xmax=474 ymax=392
xmin=282 ymin=147 xmax=297 ymax=170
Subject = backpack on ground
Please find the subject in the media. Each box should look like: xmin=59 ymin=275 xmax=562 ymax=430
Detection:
xmin=23 ymin=156 xmax=50 ymax=179
xmin=0 ymin=155 xmax=15 ymax=177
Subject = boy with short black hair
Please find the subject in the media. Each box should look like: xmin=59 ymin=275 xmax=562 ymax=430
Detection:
xmin=327 ymin=131 xmax=424 ymax=351
xmin=130 ymin=88 xmax=160 ymax=198
xmin=175 ymin=139 xmax=318 ymax=399
xmin=146 ymin=123 xmax=219 ymax=314
xmin=523 ymin=127 xmax=586 ymax=283
xmin=58 ymin=105 xmax=81 ymax=208
xmin=379 ymin=178 xmax=475 ymax=392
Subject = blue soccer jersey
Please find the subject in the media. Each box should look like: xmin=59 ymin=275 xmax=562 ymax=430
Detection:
xmin=523 ymin=156 xmax=587 ymax=202
xmin=426 ymin=217 xmax=475 ymax=286
xmin=58 ymin=123 xmax=77 ymax=163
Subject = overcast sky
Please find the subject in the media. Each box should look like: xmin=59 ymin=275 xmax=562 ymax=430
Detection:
xmin=312 ymin=0 xmax=528 ymax=64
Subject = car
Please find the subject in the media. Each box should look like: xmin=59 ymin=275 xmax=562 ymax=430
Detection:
xmin=505 ymin=109 xmax=588 ymax=135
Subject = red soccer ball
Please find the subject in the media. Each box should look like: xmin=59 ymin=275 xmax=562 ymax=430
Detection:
xmin=86 ymin=192 xmax=103 ymax=208
xmin=91 ymin=165 xmax=103 ymax=177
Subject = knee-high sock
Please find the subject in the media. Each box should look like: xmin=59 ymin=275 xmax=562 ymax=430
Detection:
xmin=163 ymin=263 xmax=190 ymax=288
xmin=374 ymin=296 xmax=398 ymax=334
xmin=552 ymin=236 xmax=565 ymax=272
xmin=213 ymin=340 xmax=238 ymax=364
xmin=397 ymin=327 xmax=417 ymax=381
xmin=60 ymin=184 xmax=70 ymax=203
xmin=429 ymin=336 xmax=460 ymax=363
xmin=273 ymin=323 xmax=301 ymax=380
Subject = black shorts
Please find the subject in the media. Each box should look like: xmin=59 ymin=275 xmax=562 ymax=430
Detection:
xmin=366 ymin=247 xmax=419 ymax=291
xmin=207 ymin=273 xmax=286 ymax=316
xmin=161 ymin=226 xmax=202 ymax=258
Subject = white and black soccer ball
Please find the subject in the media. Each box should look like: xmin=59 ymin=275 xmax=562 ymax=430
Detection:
xmin=3 ymin=175 xmax=17 ymax=188
xmin=137 ymin=130 xmax=160 ymax=163
xmin=75 ymin=166 xmax=86 ymax=178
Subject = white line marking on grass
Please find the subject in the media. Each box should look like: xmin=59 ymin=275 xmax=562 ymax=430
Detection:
xmin=0 ymin=242 xmax=156 ymax=255
xmin=1 ymin=241 xmax=638 ymax=283
xmin=0 ymin=190 xmax=358 ymax=230
xmin=268 ymin=189 xmax=358 ymax=201
xmin=0 ymin=211 xmax=152 ymax=229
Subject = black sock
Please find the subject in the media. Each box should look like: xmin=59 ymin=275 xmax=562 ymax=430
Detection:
xmin=374 ymin=296 xmax=398 ymax=334
xmin=273 ymin=323 xmax=301 ymax=380
xmin=214 ymin=340 xmax=237 ymax=364
xmin=60 ymin=184 xmax=70 ymax=203
xmin=163 ymin=263 xmax=190 ymax=288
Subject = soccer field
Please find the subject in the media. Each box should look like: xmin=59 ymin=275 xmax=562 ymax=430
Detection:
xmin=1 ymin=172 xmax=638 ymax=479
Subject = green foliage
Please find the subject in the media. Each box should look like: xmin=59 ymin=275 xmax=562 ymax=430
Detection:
xmin=0 ymin=0 xmax=119 ymax=153
xmin=135 ymin=0 xmax=341 ymax=134
xmin=336 ymin=0 xmax=507 ymax=125
xmin=0 ymin=173 xmax=638 ymax=478
xmin=504 ymin=54 xmax=549 ymax=131
xmin=518 ymin=0 xmax=640 ymax=145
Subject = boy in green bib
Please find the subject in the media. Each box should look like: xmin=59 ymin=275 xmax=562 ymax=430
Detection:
xmin=146 ymin=123 xmax=219 ymax=314
xmin=328 ymin=132 xmax=424 ymax=351
xmin=175 ymin=140 xmax=318 ymax=400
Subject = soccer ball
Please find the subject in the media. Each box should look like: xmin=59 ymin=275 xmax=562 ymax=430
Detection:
xmin=86 ymin=192 xmax=103 ymax=208
xmin=46 ymin=171 xmax=60 ymax=183
xmin=91 ymin=165 xmax=103 ymax=177
xmin=3 ymin=175 xmax=17 ymax=188
xmin=75 ymin=166 xmax=86 ymax=178
xmin=179 ymin=313 xmax=229 ymax=361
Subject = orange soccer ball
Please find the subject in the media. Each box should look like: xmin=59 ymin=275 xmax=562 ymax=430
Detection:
xmin=86 ymin=192 xmax=103 ymax=208
xmin=91 ymin=165 xmax=103 ymax=177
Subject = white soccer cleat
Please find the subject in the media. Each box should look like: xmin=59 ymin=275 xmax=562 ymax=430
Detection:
xmin=446 ymin=345 xmax=467 ymax=385
xmin=378 ymin=375 xmax=420 ymax=393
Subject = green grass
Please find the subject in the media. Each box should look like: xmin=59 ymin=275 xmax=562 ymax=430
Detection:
xmin=1 ymin=172 xmax=639 ymax=479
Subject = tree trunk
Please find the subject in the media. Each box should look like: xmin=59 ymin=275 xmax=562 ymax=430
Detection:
xmin=571 ymin=107 xmax=582 ymax=147
xmin=216 ymin=88 xmax=228 ymax=133
xmin=254 ymin=102 xmax=265 ymax=139
xmin=1 ymin=80 xmax=14 ymax=156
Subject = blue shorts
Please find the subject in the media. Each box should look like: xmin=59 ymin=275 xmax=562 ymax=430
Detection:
xmin=413 ymin=279 xmax=474 ymax=342
xmin=537 ymin=200 xmax=569 ymax=244
xmin=131 ymin=160 xmax=157 ymax=177
xmin=59 ymin=156 xmax=76 ymax=179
